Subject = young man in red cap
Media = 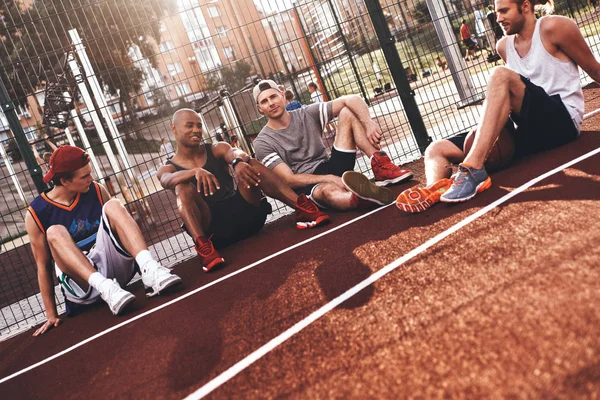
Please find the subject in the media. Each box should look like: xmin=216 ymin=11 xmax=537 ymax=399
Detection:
xmin=157 ymin=108 xmax=330 ymax=272
xmin=252 ymin=80 xmax=412 ymax=211
xmin=26 ymin=146 xmax=182 ymax=335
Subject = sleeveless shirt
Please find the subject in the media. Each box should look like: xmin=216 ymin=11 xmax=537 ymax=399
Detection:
xmin=166 ymin=144 xmax=236 ymax=206
xmin=28 ymin=182 xmax=104 ymax=252
xmin=506 ymin=17 xmax=584 ymax=129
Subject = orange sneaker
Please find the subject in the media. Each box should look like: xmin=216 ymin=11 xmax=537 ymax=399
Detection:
xmin=396 ymin=178 xmax=453 ymax=213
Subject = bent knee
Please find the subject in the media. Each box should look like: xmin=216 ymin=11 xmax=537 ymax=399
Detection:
xmin=175 ymin=183 xmax=196 ymax=200
xmin=425 ymin=140 xmax=460 ymax=159
xmin=337 ymin=106 xmax=356 ymax=122
xmin=102 ymin=198 xmax=128 ymax=219
xmin=46 ymin=225 xmax=70 ymax=243
xmin=489 ymin=66 xmax=520 ymax=86
xmin=311 ymin=182 xmax=341 ymax=200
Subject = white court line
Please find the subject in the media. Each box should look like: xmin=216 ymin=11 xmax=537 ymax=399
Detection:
xmin=0 ymin=204 xmax=390 ymax=385
xmin=185 ymin=145 xmax=600 ymax=399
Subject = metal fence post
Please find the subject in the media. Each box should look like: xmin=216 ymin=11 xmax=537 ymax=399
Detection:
xmin=0 ymin=78 xmax=46 ymax=194
xmin=364 ymin=0 xmax=431 ymax=152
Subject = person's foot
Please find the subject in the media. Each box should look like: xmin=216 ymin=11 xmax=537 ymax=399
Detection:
xmin=371 ymin=151 xmax=413 ymax=186
xmin=98 ymin=279 xmax=136 ymax=316
xmin=140 ymin=260 xmax=182 ymax=297
xmin=440 ymin=164 xmax=491 ymax=203
xmin=342 ymin=171 xmax=395 ymax=207
xmin=396 ymin=178 xmax=453 ymax=213
xmin=195 ymin=236 xmax=225 ymax=272
xmin=295 ymin=194 xmax=331 ymax=229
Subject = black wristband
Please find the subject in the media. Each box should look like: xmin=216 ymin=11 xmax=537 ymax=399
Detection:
xmin=231 ymin=157 xmax=244 ymax=169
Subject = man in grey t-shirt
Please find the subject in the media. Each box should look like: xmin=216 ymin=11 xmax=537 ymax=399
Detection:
xmin=253 ymin=80 xmax=413 ymax=210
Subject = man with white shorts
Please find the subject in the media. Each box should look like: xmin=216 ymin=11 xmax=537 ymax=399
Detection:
xmin=26 ymin=146 xmax=181 ymax=336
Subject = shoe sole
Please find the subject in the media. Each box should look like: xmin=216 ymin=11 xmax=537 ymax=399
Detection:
xmin=145 ymin=275 xmax=182 ymax=298
xmin=342 ymin=171 xmax=395 ymax=205
xmin=203 ymin=257 xmax=225 ymax=273
xmin=396 ymin=188 xmax=435 ymax=213
xmin=296 ymin=215 xmax=331 ymax=230
xmin=111 ymin=293 xmax=136 ymax=316
xmin=374 ymin=171 xmax=414 ymax=187
xmin=440 ymin=177 xmax=492 ymax=203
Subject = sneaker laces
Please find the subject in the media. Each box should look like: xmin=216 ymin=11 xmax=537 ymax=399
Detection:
xmin=297 ymin=196 xmax=318 ymax=212
xmin=195 ymin=235 xmax=216 ymax=257
xmin=453 ymin=165 xmax=474 ymax=186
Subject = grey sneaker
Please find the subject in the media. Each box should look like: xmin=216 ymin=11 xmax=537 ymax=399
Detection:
xmin=99 ymin=279 xmax=136 ymax=315
xmin=342 ymin=171 xmax=395 ymax=206
xmin=141 ymin=260 xmax=182 ymax=298
xmin=440 ymin=164 xmax=492 ymax=203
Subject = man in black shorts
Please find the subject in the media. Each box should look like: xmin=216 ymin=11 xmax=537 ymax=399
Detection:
xmin=252 ymin=80 xmax=413 ymax=211
xmin=397 ymin=0 xmax=599 ymax=212
xmin=157 ymin=109 xmax=330 ymax=272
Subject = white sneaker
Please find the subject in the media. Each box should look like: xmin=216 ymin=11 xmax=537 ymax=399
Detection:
xmin=140 ymin=260 xmax=182 ymax=298
xmin=99 ymin=279 xmax=136 ymax=315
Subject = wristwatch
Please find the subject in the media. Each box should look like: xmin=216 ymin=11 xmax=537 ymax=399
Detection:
xmin=231 ymin=157 xmax=244 ymax=169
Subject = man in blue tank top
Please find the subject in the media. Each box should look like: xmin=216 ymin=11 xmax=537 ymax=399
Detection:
xmin=26 ymin=146 xmax=182 ymax=336
xmin=397 ymin=0 xmax=600 ymax=211
xmin=157 ymin=109 xmax=330 ymax=273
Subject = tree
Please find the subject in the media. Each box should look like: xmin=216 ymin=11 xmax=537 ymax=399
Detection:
xmin=414 ymin=1 xmax=432 ymax=24
xmin=204 ymin=61 xmax=254 ymax=94
xmin=0 ymin=1 xmax=173 ymax=126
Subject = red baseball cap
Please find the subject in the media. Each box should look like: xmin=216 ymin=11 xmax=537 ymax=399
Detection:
xmin=43 ymin=146 xmax=90 ymax=183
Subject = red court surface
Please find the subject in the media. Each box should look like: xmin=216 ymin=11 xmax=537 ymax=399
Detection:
xmin=1 ymin=124 xmax=600 ymax=397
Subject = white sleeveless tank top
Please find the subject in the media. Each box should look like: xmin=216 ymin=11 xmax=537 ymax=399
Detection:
xmin=506 ymin=17 xmax=584 ymax=130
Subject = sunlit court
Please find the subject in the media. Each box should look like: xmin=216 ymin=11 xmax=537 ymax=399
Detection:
xmin=1 ymin=0 xmax=600 ymax=398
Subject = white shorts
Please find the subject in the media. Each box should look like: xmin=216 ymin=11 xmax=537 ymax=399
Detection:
xmin=55 ymin=205 xmax=136 ymax=305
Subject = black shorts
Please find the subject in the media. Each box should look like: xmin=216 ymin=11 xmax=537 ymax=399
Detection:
xmin=446 ymin=76 xmax=578 ymax=157
xmin=462 ymin=38 xmax=476 ymax=50
xmin=511 ymin=76 xmax=578 ymax=156
xmin=295 ymin=147 xmax=357 ymax=196
xmin=183 ymin=191 xmax=271 ymax=249
xmin=447 ymin=132 xmax=468 ymax=151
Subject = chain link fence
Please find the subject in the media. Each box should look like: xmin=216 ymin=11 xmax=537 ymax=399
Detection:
xmin=0 ymin=0 xmax=598 ymax=338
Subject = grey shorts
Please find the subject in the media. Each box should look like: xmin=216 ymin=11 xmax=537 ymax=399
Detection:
xmin=55 ymin=205 xmax=136 ymax=306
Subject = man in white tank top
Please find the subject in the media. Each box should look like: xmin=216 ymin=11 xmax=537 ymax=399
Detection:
xmin=397 ymin=0 xmax=600 ymax=212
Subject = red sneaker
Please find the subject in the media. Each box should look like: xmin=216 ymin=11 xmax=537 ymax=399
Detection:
xmin=295 ymin=194 xmax=331 ymax=230
xmin=371 ymin=151 xmax=413 ymax=186
xmin=194 ymin=236 xmax=225 ymax=272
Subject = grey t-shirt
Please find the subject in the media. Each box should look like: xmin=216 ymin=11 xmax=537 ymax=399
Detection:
xmin=254 ymin=102 xmax=333 ymax=175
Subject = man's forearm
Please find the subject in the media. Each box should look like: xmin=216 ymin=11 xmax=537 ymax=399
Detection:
xmin=160 ymin=169 xmax=197 ymax=190
xmin=38 ymin=267 xmax=58 ymax=319
xmin=224 ymin=148 xmax=251 ymax=165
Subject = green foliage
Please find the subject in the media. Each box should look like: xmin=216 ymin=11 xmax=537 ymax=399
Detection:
xmin=0 ymin=0 xmax=173 ymax=106
xmin=205 ymin=61 xmax=254 ymax=93
xmin=414 ymin=1 xmax=432 ymax=24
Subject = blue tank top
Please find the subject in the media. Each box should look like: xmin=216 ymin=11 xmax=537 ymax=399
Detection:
xmin=28 ymin=182 xmax=104 ymax=252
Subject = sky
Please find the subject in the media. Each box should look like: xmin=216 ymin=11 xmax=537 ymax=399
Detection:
xmin=254 ymin=0 xmax=296 ymax=13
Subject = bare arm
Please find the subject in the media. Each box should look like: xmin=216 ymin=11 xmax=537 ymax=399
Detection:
xmin=496 ymin=36 xmax=508 ymax=62
xmin=97 ymin=183 xmax=112 ymax=204
xmin=330 ymin=95 xmax=382 ymax=145
xmin=25 ymin=212 xmax=61 ymax=336
xmin=157 ymin=163 xmax=199 ymax=191
xmin=157 ymin=158 xmax=221 ymax=196
xmin=272 ymin=162 xmax=343 ymax=189
xmin=545 ymin=16 xmax=600 ymax=83
xmin=212 ymin=142 xmax=251 ymax=165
